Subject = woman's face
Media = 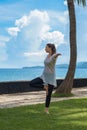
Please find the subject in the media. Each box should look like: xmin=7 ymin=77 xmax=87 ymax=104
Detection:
xmin=45 ymin=45 xmax=51 ymax=53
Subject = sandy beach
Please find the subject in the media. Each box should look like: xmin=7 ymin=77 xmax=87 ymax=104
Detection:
xmin=0 ymin=86 xmax=87 ymax=108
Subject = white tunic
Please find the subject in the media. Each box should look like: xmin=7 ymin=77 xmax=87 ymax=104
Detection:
xmin=40 ymin=54 xmax=57 ymax=87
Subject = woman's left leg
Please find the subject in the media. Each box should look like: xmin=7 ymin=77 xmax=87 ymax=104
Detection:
xmin=45 ymin=84 xmax=54 ymax=113
xmin=29 ymin=77 xmax=44 ymax=88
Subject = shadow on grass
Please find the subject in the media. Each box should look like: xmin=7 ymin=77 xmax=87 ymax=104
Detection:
xmin=52 ymin=92 xmax=74 ymax=97
xmin=0 ymin=98 xmax=87 ymax=130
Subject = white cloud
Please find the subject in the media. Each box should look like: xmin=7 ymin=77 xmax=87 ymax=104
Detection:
xmin=41 ymin=31 xmax=64 ymax=46
xmin=7 ymin=27 xmax=20 ymax=36
xmin=64 ymin=1 xmax=67 ymax=6
xmin=15 ymin=16 xmax=28 ymax=28
xmin=6 ymin=9 xmax=66 ymax=66
xmin=48 ymin=10 xmax=68 ymax=25
xmin=24 ymin=49 xmax=46 ymax=65
xmin=29 ymin=9 xmax=50 ymax=23
xmin=24 ymin=50 xmax=45 ymax=57
xmin=60 ymin=11 xmax=68 ymax=24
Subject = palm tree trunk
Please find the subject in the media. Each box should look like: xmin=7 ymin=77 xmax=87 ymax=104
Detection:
xmin=55 ymin=0 xmax=77 ymax=94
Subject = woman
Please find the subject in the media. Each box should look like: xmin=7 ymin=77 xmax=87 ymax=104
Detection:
xmin=29 ymin=43 xmax=61 ymax=114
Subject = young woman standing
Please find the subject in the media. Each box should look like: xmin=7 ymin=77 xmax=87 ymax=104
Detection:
xmin=29 ymin=43 xmax=61 ymax=114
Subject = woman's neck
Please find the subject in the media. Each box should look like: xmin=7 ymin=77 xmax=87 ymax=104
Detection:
xmin=48 ymin=52 xmax=52 ymax=57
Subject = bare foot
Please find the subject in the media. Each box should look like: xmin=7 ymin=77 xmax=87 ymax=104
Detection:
xmin=45 ymin=108 xmax=49 ymax=114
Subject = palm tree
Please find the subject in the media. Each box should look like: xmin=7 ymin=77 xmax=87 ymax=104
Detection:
xmin=55 ymin=0 xmax=86 ymax=94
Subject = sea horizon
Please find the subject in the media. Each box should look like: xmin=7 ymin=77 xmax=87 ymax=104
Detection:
xmin=0 ymin=62 xmax=87 ymax=82
xmin=0 ymin=61 xmax=87 ymax=69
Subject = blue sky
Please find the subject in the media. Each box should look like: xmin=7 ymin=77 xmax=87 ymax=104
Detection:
xmin=0 ymin=0 xmax=87 ymax=68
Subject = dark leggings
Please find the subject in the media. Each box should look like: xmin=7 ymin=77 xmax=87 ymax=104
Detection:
xmin=29 ymin=77 xmax=54 ymax=108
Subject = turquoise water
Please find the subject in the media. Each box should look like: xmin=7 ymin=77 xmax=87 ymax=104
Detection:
xmin=0 ymin=67 xmax=87 ymax=82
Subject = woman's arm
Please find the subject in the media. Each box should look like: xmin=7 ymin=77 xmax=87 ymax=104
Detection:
xmin=48 ymin=53 xmax=61 ymax=62
xmin=53 ymin=53 xmax=62 ymax=58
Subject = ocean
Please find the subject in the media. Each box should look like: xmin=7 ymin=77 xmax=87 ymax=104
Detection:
xmin=0 ymin=67 xmax=87 ymax=82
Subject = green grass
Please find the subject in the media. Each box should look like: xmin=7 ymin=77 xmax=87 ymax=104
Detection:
xmin=0 ymin=98 xmax=87 ymax=130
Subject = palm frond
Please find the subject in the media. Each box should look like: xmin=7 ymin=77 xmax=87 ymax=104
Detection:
xmin=74 ymin=0 xmax=86 ymax=6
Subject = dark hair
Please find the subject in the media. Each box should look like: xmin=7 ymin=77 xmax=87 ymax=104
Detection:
xmin=47 ymin=43 xmax=56 ymax=55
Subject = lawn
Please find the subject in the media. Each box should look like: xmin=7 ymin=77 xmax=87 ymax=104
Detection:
xmin=0 ymin=98 xmax=87 ymax=130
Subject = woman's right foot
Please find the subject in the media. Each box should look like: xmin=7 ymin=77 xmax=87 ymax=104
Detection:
xmin=45 ymin=110 xmax=49 ymax=114
xmin=45 ymin=108 xmax=49 ymax=114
